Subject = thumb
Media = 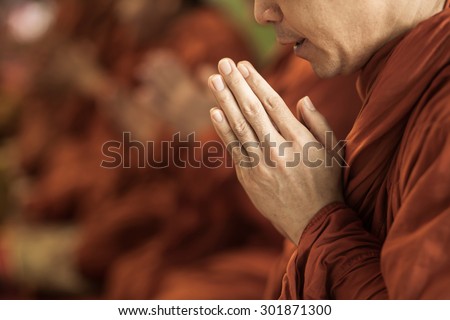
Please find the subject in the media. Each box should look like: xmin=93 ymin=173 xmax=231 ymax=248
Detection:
xmin=297 ymin=96 xmax=330 ymax=144
xmin=298 ymin=97 xmax=344 ymax=161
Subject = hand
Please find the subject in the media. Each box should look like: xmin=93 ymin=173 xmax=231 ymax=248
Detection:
xmin=136 ymin=50 xmax=215 ymax=134
xmin=208 ymin=58 xmax=345 ymax=244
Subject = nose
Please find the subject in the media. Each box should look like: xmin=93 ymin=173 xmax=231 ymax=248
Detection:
xmin=254 ymin=0 xmax=283 ymax=25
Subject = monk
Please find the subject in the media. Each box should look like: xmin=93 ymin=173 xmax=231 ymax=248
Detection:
xmin=209 ymin=0 xmax=450 ymax=299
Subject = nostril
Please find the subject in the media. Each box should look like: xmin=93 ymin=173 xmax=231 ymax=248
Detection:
xmin=264 ymin=7 xmax=283 ymax=24
xmin=254 ymin=5 xmax=282 ymax=25
xmin=254 ymin=7 xmax=266 ymax=25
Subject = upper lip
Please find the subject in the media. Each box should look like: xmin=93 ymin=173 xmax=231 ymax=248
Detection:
xmin=277 ymin=37 xmax=306 ymax=46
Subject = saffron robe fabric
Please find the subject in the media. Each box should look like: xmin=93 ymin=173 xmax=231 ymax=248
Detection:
xmin=278 ymin=4 xmax=450 ymax=299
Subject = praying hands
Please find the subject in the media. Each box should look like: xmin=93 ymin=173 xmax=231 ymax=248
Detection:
xmin=208 ymin=58 xmax=345 ymax=244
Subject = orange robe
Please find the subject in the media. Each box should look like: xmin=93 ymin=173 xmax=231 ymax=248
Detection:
xmin=280 ymin=4 xmax=450 ymax=299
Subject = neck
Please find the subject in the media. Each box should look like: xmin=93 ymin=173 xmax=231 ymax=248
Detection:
xmin=412 ymin=0 xmax=446 ymax=24
xmin=384 ymin=0 xmax=446 ymax=44
xmin=426 ymin=0 xmax=447 ymax=16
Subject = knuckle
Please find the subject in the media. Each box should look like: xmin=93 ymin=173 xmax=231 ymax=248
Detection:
xmin=233 ymin=119 xmax=249 ymax=138
xmin=218 ymin=93 xmax=233 ymax=106
xmin=229 ymin=74 xmax=241 ymax=87
xmin=269 ymin=145 xmax=282 ymax=159
xmin=263 ymin=94 xmax=283 ymax=110
xmin=242 ymin=100 xmax=262 ymax=117
xmin=226 ymin=141 xmax=240 ymax=157
xmin=232 ymin=146 xmax=242 ymax=160
xmin=223 ymin=126 xmax=236 ymax=140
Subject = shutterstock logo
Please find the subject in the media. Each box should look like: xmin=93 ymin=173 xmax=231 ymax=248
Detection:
xmin=101 ymin=132 xmax=231 ymax=169
xmin=100 ymin=132 xmax=348 ymax=169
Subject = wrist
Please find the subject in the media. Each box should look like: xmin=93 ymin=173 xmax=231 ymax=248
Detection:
xmin=289 ymin=201 xmax=347 ymax=246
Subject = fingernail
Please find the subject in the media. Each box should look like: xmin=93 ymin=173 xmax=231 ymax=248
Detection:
xmin=212 ymin=75 xmax=225 ymax=91
xmin=211 ymin=108 xmax=223 ymax=123
xmin=218 ymin=59 xmax=232 ymax=75
xmin=302 ymin=96 xmax=315 ymax=111
xmin=237 ymin=63 xmax=250 ymax=78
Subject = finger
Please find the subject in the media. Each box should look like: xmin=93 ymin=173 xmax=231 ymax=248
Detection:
xmin=237 ymin=60 xmax=314 ymax=143
xmin=299 ymin=96 xmax=346 ymax=162
xmin=296 ymin=101 xmax=302 ymax=122
xmin=208 ymin=74 xmax=261 ymax=151
xmin=217 ymin=58 xmax=283 ymax=143
xmin=298 ymin=97 xmax=332 ymax=146
xmin=210 ymin=107 xmax=250 ymax=166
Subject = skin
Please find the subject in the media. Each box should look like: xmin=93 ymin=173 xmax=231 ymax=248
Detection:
xmin=255 ymin=0 xmax=446 ymax=77
xmin=208 ymin=0 xmax=446 ymax=244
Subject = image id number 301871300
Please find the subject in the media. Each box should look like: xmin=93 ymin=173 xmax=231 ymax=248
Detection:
xmin=259 ymin=304 xmax=332 ymax=316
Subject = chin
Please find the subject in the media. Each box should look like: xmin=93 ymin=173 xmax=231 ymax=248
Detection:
xmin=310 ymin=61 xmax=342 ymax=79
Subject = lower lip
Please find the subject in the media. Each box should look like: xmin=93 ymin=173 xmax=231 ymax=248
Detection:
xmin=293 ymin=40 xmax=308 ymax=58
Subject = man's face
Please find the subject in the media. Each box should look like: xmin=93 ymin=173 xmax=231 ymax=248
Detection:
xmin=254 ymin=0 xmax=389 ymax=77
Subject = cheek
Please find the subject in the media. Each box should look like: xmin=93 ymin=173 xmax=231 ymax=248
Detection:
xmin=310 ymin=24 xmax=349 ymax=59
xmin=281 ymin=4 xmax=350 ymax=75
xmin=307 ymin=40 xmax=349 ymax=78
